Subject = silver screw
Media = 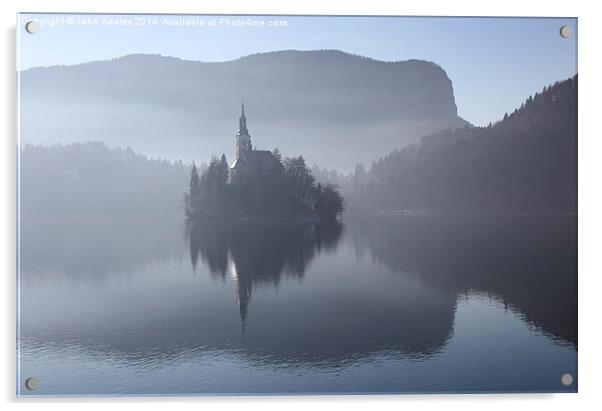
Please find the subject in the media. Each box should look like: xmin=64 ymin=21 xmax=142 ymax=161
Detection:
xmin=24 ymin=377 xmax=39 ymax=390
xmin=25 ymin=21 xmax=39 ymax=34
xmin=559 ymin=25 xmax=572 ymax=39
xmin=561 ymin=373 xmax=573 ymax=386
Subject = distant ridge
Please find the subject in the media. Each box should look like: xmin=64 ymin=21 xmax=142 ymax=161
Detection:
xmin=20 ymin=50 xmax=468 ymax=170
xmin=22 ymin=49 xmax=450 ymax=70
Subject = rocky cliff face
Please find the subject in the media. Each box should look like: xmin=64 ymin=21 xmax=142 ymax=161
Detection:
xmin=20 ymin=50 xmax=467 ymax=170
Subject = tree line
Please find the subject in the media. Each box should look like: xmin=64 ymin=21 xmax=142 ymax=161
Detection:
xmin=21 ymin=141 xmax=190 ymax=215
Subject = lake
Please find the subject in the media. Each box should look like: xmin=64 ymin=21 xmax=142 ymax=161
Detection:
xmin=17 ymin=213 xmax=577 ymax=396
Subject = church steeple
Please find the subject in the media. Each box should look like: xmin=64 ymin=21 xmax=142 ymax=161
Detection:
xmin=239 ymin=100 xmax=248 ymax=136
xmin=236 ymin=99 xmax=252 ymax=160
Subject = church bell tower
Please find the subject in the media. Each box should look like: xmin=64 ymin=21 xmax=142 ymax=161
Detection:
xmin=236 ymin=101 xmax=252 ymax=159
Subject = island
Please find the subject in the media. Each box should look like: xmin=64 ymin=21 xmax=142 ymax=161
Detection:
xmin=184 ymin=102 xmax=344 ymax=221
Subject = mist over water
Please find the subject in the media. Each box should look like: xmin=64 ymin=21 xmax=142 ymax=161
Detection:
xmin=18 ymin=213 xmax=577 ymax=395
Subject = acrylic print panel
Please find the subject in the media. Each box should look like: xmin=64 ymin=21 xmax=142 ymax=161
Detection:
xmin=16 ymin=13 xmax=578 ymax=396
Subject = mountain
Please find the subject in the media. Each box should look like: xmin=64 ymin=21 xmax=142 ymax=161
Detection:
xmin=19 ymin=50 xmax=468 ymax=170
xmin=344 ymin=76 xmax=577 ymax=212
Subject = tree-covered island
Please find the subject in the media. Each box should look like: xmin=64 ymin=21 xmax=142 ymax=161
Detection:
xmin=184 ymin=103 xmax=344 ymax=221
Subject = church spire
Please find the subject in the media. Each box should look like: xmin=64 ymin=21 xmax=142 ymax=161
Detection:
xmin=236 ymin=100 xmax=252 ymax=159
xmin=238 ymin=98 xmax=248 ymax=136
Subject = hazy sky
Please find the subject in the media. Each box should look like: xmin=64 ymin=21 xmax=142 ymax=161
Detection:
xmin=18 ymin=14 xmax=577 ymax=126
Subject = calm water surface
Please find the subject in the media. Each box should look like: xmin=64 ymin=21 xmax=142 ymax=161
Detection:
xmin=18 ymin=214 xmax=577 ymax=395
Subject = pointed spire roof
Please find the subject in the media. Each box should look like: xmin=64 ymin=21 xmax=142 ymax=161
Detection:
xmin=238 ymin=98 xmax=249 ymax=136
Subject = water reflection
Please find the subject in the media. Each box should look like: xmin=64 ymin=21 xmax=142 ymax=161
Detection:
xmin=18 ymin=214 xmax=577 ymax=394
xmin=348 ymin=214 xmax=577 ymax=346
xmin=179 ymin=219 xmax=456 ymax=364
xmin=186 ymin=220 xmax=343 ymax=324
xmin=19 ymin=213 xmax=184 ymax=284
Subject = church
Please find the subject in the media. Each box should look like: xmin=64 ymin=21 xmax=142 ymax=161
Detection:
xmin=229 ymin=102 xmax=282 ymax=184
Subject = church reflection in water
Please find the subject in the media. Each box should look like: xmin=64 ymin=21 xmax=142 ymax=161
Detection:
xmin=19 ymin=213 xmax=575 ymax=374
xmin=186 ymin=214 xmax=576 ymax=352
xmin=187 ymin=220 xmax=344 ymax=325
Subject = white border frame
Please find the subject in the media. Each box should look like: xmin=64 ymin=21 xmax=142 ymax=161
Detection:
xmin=3 ymin=1 xmax=600 ymax=409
